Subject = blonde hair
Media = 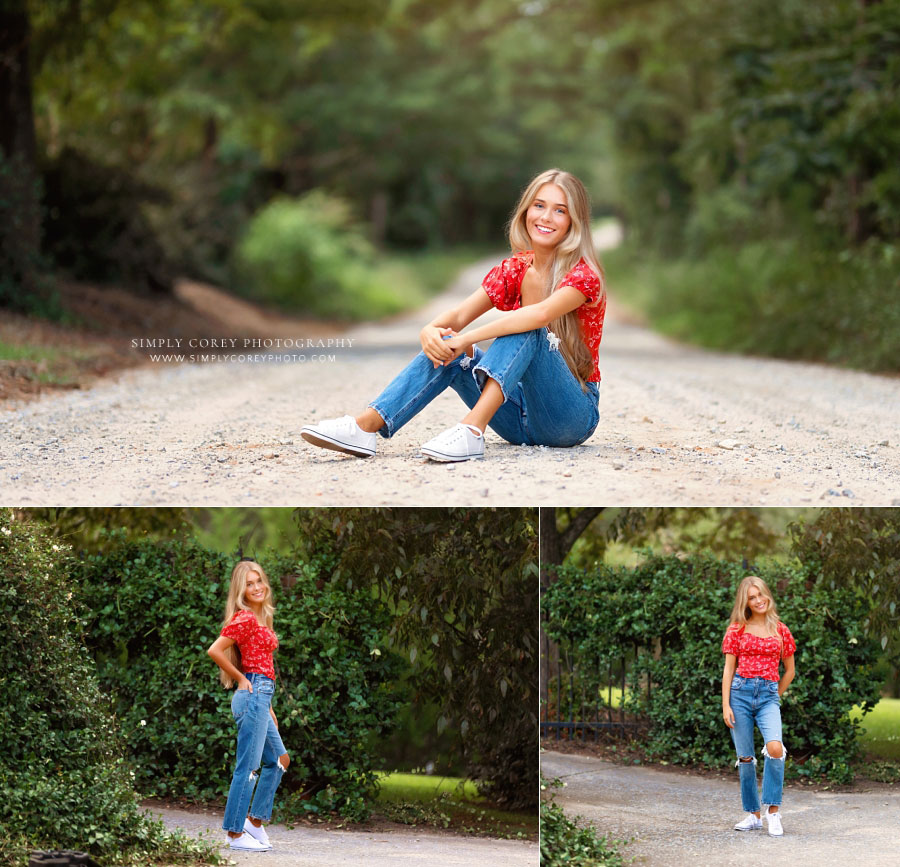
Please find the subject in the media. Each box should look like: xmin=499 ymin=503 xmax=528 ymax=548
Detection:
xmin=218 ymin=561 xmax=275 ymax=688
xmin=508 ymin=168 xmax=606 ymax=388
xmin=728 ymin=575 xmax=782 ymax=643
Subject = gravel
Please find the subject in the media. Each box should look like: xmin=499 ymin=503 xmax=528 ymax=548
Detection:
xmin=3 ymin=224 xmax=899 ymax=506
xmin=542 ymin=750 xmax=900 ymax=866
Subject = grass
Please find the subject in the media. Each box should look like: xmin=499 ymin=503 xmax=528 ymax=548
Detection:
xmin=852 ymin=697 xmax=900 ymax=761
xmin=0 ymin=337 xmax=91 ymax=387
xmin=372 ymin=772 xmax=536 ymax=839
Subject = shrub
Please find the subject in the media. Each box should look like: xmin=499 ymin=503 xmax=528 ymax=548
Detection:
xmin=77 ymin=539 xmax=403 ymax=822
xmin=231 ymin=191 xmax=415 ymax=320
xmin=0 ymin=511 xmax=220 ymax=866
xmin=539 ymin=778 xmax=625 ymax=867
xmin=544 ymin=555 xmax=882 ymax=782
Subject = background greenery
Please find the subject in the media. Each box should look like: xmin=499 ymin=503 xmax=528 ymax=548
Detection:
xmin=0 ymin=512 xmax=221 ymax=866
xmin=2 ymin=507 xmax=536 ymax=857
xmin=4 ymin=1 xmax=896 ymax=364
xmin=544 ymin=555 xmax=881 ymax=782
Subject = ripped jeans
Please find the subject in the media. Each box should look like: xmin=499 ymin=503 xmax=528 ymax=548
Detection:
xmin=729 ymin=675 xmax=785 ymax=811
xmin=222 ymin=672 xmax=287 ymax=832
xmin=368 ymin=328 xmax=600 ymax=447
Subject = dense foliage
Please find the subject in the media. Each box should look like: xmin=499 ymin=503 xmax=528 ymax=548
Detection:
xmin=77 ymin=538 xmax=403 ymax=821
xmin=0 ymin=511 xmax=221 ymax=865
xmin=790 ymin=508 xmax=900 ymax=681
xmin=599 ymin=0 xmax=900 ymax=370
xmin=544 ymin=555 xmax=882 ymax=782
xmin=295 ymin=508 xmax=539 ymax=809
xmin=539 ymin=778 xmax=625 ymax=867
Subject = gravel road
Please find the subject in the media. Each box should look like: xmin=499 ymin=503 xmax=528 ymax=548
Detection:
xmin=542 ymin=750 xmax=900 ymax=866
xmin=3 ymin=225 xmax=899 ymax=506
xmin=146 ymin=803 xmax=536 ymax=867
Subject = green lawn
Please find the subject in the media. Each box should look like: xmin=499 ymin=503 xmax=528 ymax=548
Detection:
xmin=852 ymin=698 xmax=900 ymax=761
xmin=373 ymin=772 xmax=536 ymax=838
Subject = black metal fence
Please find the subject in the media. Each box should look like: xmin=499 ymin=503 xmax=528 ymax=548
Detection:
xmin=540 ymin=638 xmax=648 ymax=741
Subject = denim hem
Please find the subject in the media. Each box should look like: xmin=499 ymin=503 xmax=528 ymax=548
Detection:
xmin=368 ymin=401 xmax=394 ymax=439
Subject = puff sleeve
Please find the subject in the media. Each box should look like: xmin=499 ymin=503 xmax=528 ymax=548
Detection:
xmin=722 ymin=623 xmax=742 ymax=656
xmin=558 ymin=259 xmax=603 ymax=306
xmin=221 ymin=609 xmax=256 ymax=643
xmin=482 ymin=255 xmax=528 ymax=311
xmin=779 ymin=622 xmax=796 ymax=658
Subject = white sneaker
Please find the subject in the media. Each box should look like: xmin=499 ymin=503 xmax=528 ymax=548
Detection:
xmin=228 ymin=830 xmax=270 ymax=850
xmin=734 ymin=813 xmax=762 ymax=831
xmin=301 ymin=415 xmax=376 ymax=457
xmin=765 ymin=810 xmax=784 ymax=837
xmin=420 ymin=423 xmax=485 ymax=462
xmin=244 ymin=818 xmax=272 ymax=848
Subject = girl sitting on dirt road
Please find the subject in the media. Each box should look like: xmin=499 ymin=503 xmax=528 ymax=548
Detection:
xmin=300 ymin=168 xmax=606 ymax=462
xmin=208 ymin=560 xmax=290 ymax=852
xmin=722 ymin=576 xmax=796 ymax=838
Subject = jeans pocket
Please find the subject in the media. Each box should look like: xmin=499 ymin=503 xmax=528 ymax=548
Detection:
xmin=231 ymin=688 xmax=251 ymax=722
xmin=731 ymin=676 xmax=744 ymax=690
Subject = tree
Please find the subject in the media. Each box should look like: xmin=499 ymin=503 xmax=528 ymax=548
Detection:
xmin=791 ymin=508 xmax=900 ymax=693
xmin=294 ymin=507 xmax=538 ymax=809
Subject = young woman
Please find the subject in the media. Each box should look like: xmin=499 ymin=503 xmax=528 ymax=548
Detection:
xmin=721 ymin=576 xmax=796 ymax=838
xmin=300 ymin=168 xmax=606 ymax=462
xmin=207 ymin=560 xmax=290 ymax=852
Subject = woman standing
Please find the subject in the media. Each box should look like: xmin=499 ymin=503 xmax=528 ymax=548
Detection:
xmin=722 ymin=575 xmax=796 ymax=837
xmin=300 ymin=168 xmax=606 ymax=462
xmin=208 ymin=560 xmax=290 ymax=851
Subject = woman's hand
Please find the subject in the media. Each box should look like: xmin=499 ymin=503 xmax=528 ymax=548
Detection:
xmin=237 ymin=676 xmax=253 ymax=693
xmin=441 ymin=334 xmax=471 ymax=366
xmin=723 ymin=705 xmax=735 ymax=728
xmin=420 ymin=325 xmax=455 ymax=365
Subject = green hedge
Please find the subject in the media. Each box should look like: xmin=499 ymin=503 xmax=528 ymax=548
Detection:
xmin=77 ymin=539 xmax=404 ymax=821
xmin=0 ymin=512 xmax=220 ymax=866
xmin=544 ymin=555 xmax=882 ymax=782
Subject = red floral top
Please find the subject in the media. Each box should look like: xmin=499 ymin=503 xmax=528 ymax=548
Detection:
xmin=481 ymin=252 xmax=606 ymax=382
xmin=220 ymin=609 xmax=278 ymax=680
xmin=722 ymin=622 xmax=796 ymax=682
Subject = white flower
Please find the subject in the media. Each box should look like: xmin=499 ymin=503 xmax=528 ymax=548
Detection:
xmin=370 ymin=648 xmax=382 ymax=657
xmin=140 ymin=720 xmax=147 ymax=726
xmin=1 ymin=527 xmax=11 ymax=536
xmin=52 ymin=544 xmax=60 ymax=551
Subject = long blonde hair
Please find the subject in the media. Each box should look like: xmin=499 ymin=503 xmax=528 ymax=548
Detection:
xmin=218 ymin=560 xmax=275 ymax=688
xmin=508 ymin=169 xmax=606 ymax=389
xmin=728 ymin=575 xmax=782 ymax=643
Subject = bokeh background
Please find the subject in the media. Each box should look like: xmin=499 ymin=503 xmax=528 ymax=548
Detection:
xmin=3 ymin=0 xmax=898 ymax=370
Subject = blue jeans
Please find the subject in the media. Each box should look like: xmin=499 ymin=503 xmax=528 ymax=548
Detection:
xmin=729 ymin=675 xmax=785 ymax=811
xmin=222 ymin=672 xmax=287 ymax=832
xmin=368 ymin=328 xmax=600 ymax=446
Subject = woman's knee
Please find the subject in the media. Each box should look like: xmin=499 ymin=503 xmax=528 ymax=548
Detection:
xmin=278 ymin=752 xmax=290 ymax=772
xmin=765 ymin=740 xmax=784 ymax=759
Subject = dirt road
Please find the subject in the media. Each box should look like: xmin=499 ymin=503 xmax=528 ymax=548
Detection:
xmin=542 ymin=750 xmax=900 ymax=866
xmin=147 ymin=803 xmax=536 ymax=867
xmin=3 ymin=226 xmax=899 ymax=506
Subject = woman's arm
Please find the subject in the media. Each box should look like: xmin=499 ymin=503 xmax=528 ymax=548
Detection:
xmin=207 ymin=635 xmax=252 ymax=692
xmin=441 ymin=286 xmax=588 ymax=361
xmin=270 ymin=706 xmax=278 ymax=728
xmin=779 ymin=654 xmax=795 ymax=697
xmin=722 ymin=653 xmax=737 ymax=727
xmin=420 ymin=288 xmax=495 ymax=365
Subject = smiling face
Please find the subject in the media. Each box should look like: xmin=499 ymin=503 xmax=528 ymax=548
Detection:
xmin=525 ymin=183 xmax=571 ymax=252
xmin=244 ymin=569 xmax=268 ymax=608
xmin=746 ymin=583 xmax=770 ymax=617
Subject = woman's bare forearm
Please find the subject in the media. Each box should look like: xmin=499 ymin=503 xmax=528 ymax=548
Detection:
xmin=207 ymin=638 xmax=245 ymax=685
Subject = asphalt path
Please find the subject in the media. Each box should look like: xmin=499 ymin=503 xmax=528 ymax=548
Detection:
xmin=146 ymin=802 xmax=537 ymax=867
xmin=542 ymin=750 xmax=900 ymax=866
